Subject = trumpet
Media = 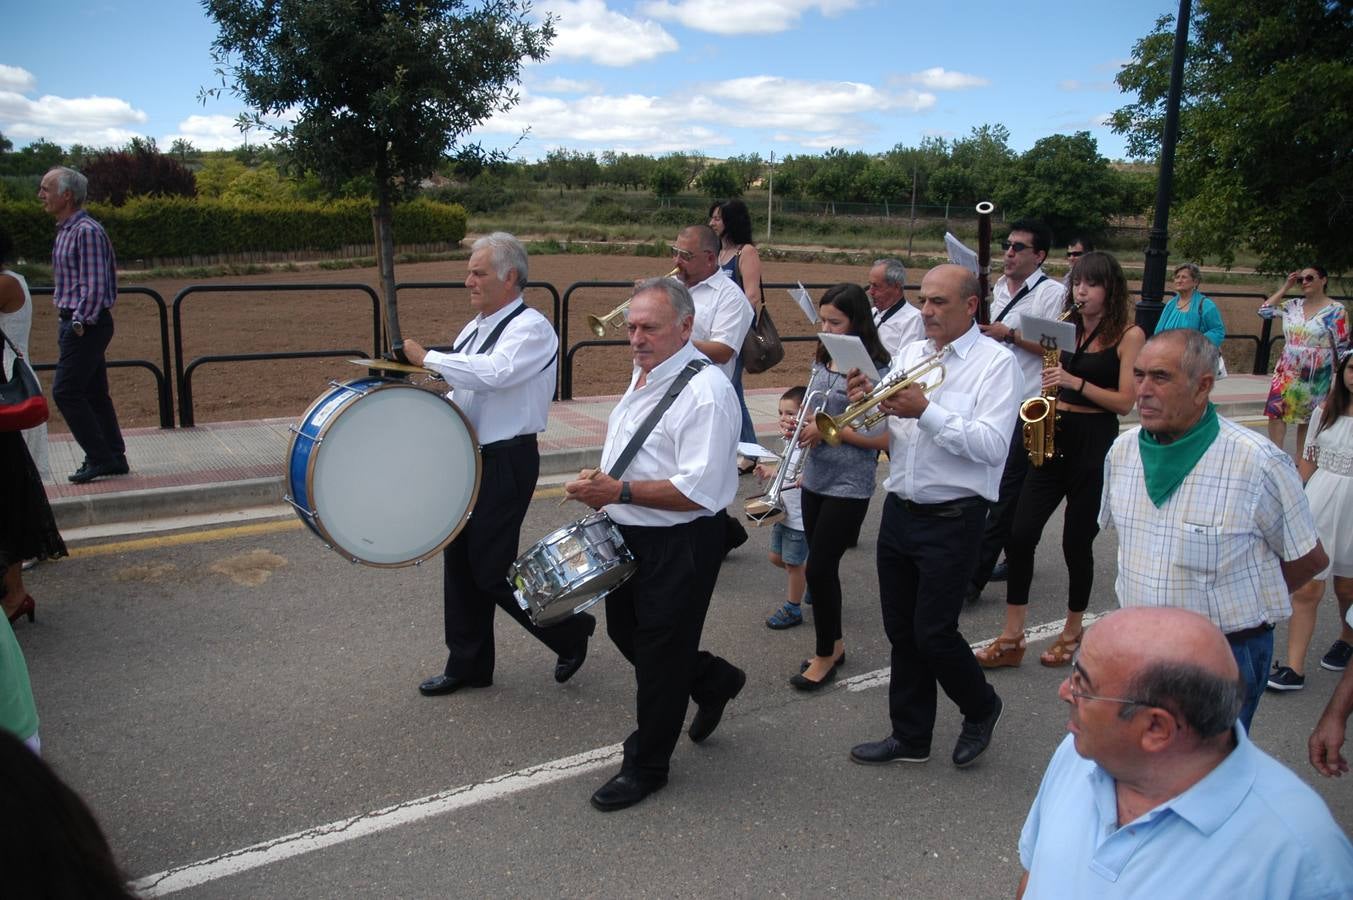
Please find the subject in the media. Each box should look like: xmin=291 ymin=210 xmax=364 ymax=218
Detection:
xmin=815 ymin=346 xmax=951 ymax=446
xmin=745 ymin=385 xmax=827 ymax=526
xmin=587 ymin=267 xmax=680 ymax=337
xmin=1019 ymin=302 xmax=1081 ymax=466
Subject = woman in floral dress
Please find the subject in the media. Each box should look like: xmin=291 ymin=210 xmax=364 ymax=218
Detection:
xmin=1261 ymin=265 xmax=1350 ymax=453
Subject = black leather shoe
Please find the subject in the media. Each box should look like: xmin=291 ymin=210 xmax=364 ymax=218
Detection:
xmin=689 ymin=667 xmax=747 ymax=743
xmin=952 ymin=693 xmax=1003 ymax=767
xmin=68 ymin=455 xmax=130 ymax=484
xmin=964 ymin=584 xmax=982 ymax=605
xmin=789 ymin=664 xmax=838 ymax=692
xmin=799 ymin=653 xmax=846 ymax=673
xmin=554 ymin=616 xmax=597 ymax=684
xmin=990 ymin=559 xmax=1009 ymax=581
xmin=849 ymin=736 xmax=930 ymax=765
xmin=418 ymin=673 xmax=492 ymax=696
xmin=589 ymin=771 xmax=667 ymax=812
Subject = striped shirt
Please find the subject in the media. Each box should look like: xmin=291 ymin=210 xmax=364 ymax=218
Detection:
xmin=51 ymin=209 xmax=118 ymax=324
xmin=1099 ymin=416 xmax=1319 ymax=632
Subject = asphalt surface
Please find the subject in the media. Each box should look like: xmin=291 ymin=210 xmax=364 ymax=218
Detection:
xmin=17 ymin=471 xmax=1353 ymax=898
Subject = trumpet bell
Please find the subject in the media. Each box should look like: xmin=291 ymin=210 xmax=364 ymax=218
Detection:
xmin=586 ymin=314 xmax=609 ymax=338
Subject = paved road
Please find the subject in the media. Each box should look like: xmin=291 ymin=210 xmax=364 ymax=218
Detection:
xmin=18 ymin=474 xmax=1352 ymax=897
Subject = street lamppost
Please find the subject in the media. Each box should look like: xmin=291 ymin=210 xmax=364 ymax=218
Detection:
xmin=1136 ymin=0 xmax=1192 ymax=335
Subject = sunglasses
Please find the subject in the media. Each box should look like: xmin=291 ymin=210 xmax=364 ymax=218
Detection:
xmin=1003 ymin=241 xmax=1036 ymax=253
xmin=1300 ymin=274 xmax=1320 ymax=284
xmin=670 ymin=246 xmax=695 ymax=261
xmin=1066 ymin=250 xmax=1084 ymax=259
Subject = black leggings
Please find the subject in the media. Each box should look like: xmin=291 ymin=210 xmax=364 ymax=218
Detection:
xmin=1004 ymin=412 xmax=1118 ymax=612
xmin=801 ymin=488 xmax=871 ymax=657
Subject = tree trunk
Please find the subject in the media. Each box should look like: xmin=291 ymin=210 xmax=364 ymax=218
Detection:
xmin=373 ymin=192 xmax=404 ymax=359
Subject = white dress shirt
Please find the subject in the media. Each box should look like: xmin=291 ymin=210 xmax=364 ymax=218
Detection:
xmin=688 ymin=269 xmax=754 ymax=380
xmin=600 ymin=341 xmax=741 ymax=527
xmin=422 ymin=298 xmax=557 ymax=445
xmin=873 ymin=301 xmax=924 ymax=361
xmin=991 ymin=267 xmax=1066 ymax=400
xmin=1099 ymin=416 xmax=1320 ymax=632
xmin=882 ymin=324 xmax=1020 ymax=503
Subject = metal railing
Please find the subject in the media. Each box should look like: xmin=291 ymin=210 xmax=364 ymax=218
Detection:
xmin=28 ymin=286 xmax=175 ymax=428
xmin=172 ymin=283 xmax=382 ymax=427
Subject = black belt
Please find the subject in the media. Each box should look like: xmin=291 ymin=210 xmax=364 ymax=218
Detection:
xmin=58 ymin=309 xmax=104 ymax=323
xmin=480 ymin=433 xmax=536 ymax=454
xmin=899 ymin=495 xmax=988 ymax=516
xmin=1225 ymin=623 xmax=1274 ymax=644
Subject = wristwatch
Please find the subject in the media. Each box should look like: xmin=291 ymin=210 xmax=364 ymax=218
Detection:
xmin=72 ymin=319 xmax=85 ymax=337
xmin=619 ymin=481 xmax=632 ymax=504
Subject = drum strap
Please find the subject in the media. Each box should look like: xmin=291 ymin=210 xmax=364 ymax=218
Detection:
xmin=606 ymin=359 xmax=709 ymax=480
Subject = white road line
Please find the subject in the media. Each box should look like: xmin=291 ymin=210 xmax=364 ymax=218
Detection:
xmin=130 ymin=614 xmax=1097 ymax=896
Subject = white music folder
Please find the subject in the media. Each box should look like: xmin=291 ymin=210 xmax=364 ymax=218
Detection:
xmin=1020 ymin=314 xmax=1077 ymax=352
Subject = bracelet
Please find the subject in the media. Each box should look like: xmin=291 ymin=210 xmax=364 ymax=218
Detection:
xmin=1080 ymin=378 xmax=1087 ymax=392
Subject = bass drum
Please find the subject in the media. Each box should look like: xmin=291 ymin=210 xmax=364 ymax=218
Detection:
xmin=286 ymin=377 xmax=481 ymax=567
xmin=509 ymin=511 xmax=636 ymax=626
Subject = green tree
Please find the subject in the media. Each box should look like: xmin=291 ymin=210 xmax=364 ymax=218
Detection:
xmin=1112 ymin=0 xmax=1353 ymax=271
xmin=929 ymin=124 xmax=1014 ymax=206
xmin=650 ymin=164 xmax=686 ymax=197
xmin=996 ymin=132 xmax=1121 ymax=240
xmin=697 ymin=163 xmax=742 ymax=199
xmin=0 ymin=138 xmax=65 ymax=177
xmin=203 ymin=0 xmax=551 ymax=345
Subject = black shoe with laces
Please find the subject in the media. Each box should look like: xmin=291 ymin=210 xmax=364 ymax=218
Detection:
xmin=1266 ymin=664 xmax=1305 ymax=691
xmin=1321 ymin=640 xmax=1353 ymax=672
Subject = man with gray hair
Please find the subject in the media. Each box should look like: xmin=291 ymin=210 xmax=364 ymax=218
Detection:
xmin=1017 ymin=607 xmax=1353 ymax=898
xmin=1100 ymin=329 xmax=1328 ymax=731
xmin=565 ymin=277 xmax=746 ymax=811
xmin=866 ymin=258 xmax=923 ymax=357
xmin=38 ymin=166 xmax=128 ymax=483
xmin=403 ymin=232 xmax=596 ymax=698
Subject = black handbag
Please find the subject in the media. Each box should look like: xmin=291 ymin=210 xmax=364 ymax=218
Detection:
xmin=741 ymin=288 xmax=784 ymax=375
xmin=0 ymin=326 xmax=49 ymax=432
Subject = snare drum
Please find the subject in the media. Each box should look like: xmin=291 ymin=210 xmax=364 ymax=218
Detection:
xmin=286 ymin=377 xmax=481 ymax=567
xmin=509 ymin=511 xmax=636 ymax=626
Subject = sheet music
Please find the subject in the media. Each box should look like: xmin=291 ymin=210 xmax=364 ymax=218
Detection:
xmin=817 ymin=332 xmax=881 ymax=382
xmin=738 ymin=441 xmax=780 ymax=461
xmin=945 ymin=232 xmax=980 ymax=276
xmin=1019 ymin=315 xmax=1077 ymax=352
xmin=788 ymin=283 xmax=818 ymax=324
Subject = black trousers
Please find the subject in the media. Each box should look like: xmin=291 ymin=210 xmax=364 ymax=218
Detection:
xmin=1004 ymin=412 xmax=1118 ymax=611
xmin=606 ymin=514 xmax=742 ymax=779
xmin=801 ymin=488 xmax=871 ymax=658
xmin=970 ymin=420 xmax=1028 ymax=590
xmin=53 ymin=313 xmax=125 ymax=465
xmin=877 ymin=493 xmax=997 ymax=748
xmin=441 ymin=437 xmax=594 ymax=681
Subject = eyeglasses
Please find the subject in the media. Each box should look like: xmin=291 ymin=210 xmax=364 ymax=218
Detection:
xmin=1003 ymin=241 xmax=1035 ymax=253
xmin=1300 ymin=274 xmax=1319 ymax=284
xmin=1067 ymin=665 xmax=1143 ymax=708
xmin=1066 ymin=250 xmax=1084 ymax=259
xmin=670 ymin=246 xmax=694 ymax=261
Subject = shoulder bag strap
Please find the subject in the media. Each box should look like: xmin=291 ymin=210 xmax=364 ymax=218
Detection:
xmin=994 ymin=274 xmax=1049 ymax=324
xmin=606 ymin=359 xmax=710 ymax=480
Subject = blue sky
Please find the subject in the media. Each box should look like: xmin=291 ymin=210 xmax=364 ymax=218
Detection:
xmin=2 ymin=1 xmax=1172 ymax=162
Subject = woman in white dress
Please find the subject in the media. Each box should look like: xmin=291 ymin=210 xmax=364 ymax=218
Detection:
xmin=1269 ymin=349 xmax=1353 ymax=691
xmin=0 ymin=231 xmax=50 ymax=481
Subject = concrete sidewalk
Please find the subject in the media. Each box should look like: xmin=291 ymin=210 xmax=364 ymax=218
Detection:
xmin=44 ymin=375 xmax=1274 ymax=532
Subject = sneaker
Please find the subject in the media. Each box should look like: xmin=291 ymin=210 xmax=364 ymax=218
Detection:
xmin=766 ymin=603 xmax=803 ymax=630
xmin=989 ymin=558 xmax=1009 ymax=582
xmin=1320 ymin=640 xmax=1353 ymax=672
xmin=1266 ymin=664 xmax=1305 ymax=691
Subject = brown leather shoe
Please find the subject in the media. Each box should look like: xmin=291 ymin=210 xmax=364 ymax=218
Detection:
xmin=974 ymin=635 xmax=1026 ymax=669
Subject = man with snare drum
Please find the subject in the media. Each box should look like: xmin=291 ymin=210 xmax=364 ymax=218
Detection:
xmin=402 ymin=232 xmax=596 ymax=697
xmin=564 ymin=277 xmax=747 ymax=812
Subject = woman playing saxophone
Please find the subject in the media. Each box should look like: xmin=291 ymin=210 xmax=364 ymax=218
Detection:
xmin=974 ymin=251 xmax=1146 ymax=670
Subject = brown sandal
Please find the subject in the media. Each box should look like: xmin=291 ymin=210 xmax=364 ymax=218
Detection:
xmin=974 ymin=634 xmax=1026 ymax=669
xmin=1039 ymin=632 xmax=1082 ymax=668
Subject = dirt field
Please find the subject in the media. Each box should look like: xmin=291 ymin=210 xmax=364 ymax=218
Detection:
xmin=24 ymin=254 xmax=1275 ymax=431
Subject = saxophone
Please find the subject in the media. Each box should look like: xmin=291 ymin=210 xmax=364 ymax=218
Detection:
xmin=1018 ymin=304 xmax=1077 ymax=467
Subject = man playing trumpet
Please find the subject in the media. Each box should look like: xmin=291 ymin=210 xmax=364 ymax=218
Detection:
xmin=564 ymin=277 xmax=747 ymax=812
xmin=847 ymin=264 xmax=1019 ymax=769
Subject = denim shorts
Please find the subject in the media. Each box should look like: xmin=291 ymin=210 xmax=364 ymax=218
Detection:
xmin=771 ymin=522 xmax=808 ymax=566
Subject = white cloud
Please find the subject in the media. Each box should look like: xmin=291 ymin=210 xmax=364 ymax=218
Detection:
xmin=531 ymin=76 xmax=602 ymax=94
xmin=903 ymin=67 xmax=989 ymax=90
xmin=704 ymin=76 xmax=933 ymax=131
xmin=0 ymin=88 xmax=148 ymax=147
xmin=167 ymin=114 xmax=249 ymax=151
xmin=0 ymin=65 xmax=37 ymax=93
xmin=639 ymin=0 xmax=859 ymax=35
xmin=542 ymin=0 xmax=679 ymax=66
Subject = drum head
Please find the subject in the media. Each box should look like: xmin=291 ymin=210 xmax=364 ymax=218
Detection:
xmin=308 ymin=382 xmax=480 ymax=566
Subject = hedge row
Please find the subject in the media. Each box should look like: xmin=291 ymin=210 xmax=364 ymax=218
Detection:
xmin=2 ymin=197 xmax=467 ymax=263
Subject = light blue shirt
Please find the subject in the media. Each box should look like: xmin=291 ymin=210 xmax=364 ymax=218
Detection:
xmin=1156 ymin=291 xmax=1225 ymax=348
xmin=1020 ymin=729 xmax=1353 ymax=899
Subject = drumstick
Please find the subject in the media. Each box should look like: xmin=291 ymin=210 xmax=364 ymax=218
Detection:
xmin=560 ymin=469 xmax=601 ymax=506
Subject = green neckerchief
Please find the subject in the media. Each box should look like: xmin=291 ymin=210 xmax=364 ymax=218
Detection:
xmin=1138 ymin=402 xmax=1220 ymax=506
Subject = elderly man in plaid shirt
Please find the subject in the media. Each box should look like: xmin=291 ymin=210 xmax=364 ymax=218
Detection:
xmin=1100 ymin=329 xmax=1327 ymax=731
xmin=39 ymin=167 xmax=128 ymax=484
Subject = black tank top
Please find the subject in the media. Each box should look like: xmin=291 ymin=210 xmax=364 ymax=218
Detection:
xmin=1058 ymin=344 xmax=1119 ymax=412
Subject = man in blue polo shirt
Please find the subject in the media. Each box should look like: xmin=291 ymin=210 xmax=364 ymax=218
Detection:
xmin=1017 ymin=607 xmax=1353 ymax=899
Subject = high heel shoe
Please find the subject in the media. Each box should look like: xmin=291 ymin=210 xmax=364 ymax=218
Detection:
xmin=6 ymin=594 xmax=35 ymax=625
xmin=974 ymin=634 xmax=1025 ymax=669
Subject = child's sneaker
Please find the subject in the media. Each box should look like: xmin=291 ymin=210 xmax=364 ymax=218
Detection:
xmin=766 ymin=602 xmax=803 ymax=630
